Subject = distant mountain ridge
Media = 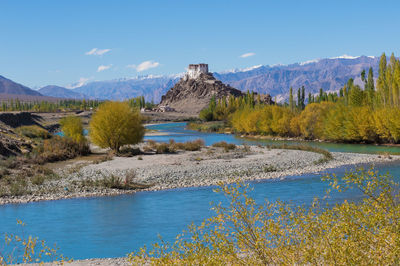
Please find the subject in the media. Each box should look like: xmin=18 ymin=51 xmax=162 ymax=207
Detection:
xmin=0 ymin=75 xmax=42 ymax=96
xmin=214 ymin=55 xmax=379 ymax=101
xmin=69 ymin=55 xmax=379 ymax=102
xmin=39 ymin=85 xmax=87 ymax=99
xmin=1 ymin=55 xmax=380 ymax=102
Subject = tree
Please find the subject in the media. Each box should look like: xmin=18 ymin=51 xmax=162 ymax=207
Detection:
xmin=289 ymin=87 xmax=294 ymax=112
xmin=301 ymin=86 xmax=305 ymax=110
xmin=60 ymin=116 xmax=85 ymax=143
xmin=366 ymin=67 xmax=375 ymax=106
xmin=377 ymin=53 xmax=387 ymax=106
xmin=89 ymin=101 xmax=145 ymax=152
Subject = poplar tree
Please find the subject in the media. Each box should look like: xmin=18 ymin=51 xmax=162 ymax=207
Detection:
xmin=289 ymin=87 xmax=294 ymax=112
xmin=377 ymin=53 xmax=387 ymax=106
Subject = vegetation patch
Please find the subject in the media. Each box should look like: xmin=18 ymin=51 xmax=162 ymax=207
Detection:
xmin=187 ymin=121 xmax=227 ymax=133
xmin=144 ymin=139 xmax=204 ymax=154
xmin=266 ymin=143 xmax=333 ymax=164
xmin=212 ymin=141 xmax=236 ymax=151
xmin=31 ymin=136 xmax=90 ymax=164
xmin=81 ymin=170 xmax=152 ymax=190
xmin=15 ymin=125 xmax=51 ymax=139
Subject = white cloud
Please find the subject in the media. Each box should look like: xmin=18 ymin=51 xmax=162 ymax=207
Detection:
xmin=127 ymin=60 xmax=160 ymax=72
xmin=97 ymin=64 xmax=112 ymax=72
xmin=240 ymin=52 xmax=256 ymax=58
xmin=85 ymin=48 xmax=111 ymax=56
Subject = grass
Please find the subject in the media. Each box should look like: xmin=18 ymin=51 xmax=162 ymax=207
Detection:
xmin=263 ymin=164 xmax=278 ymax=172
xmin=212 ymin=141 xmax=236 ymax=152
xmin=144 ymin=139 xmax=204 ymax=154
xmin=187 ymin=121 xmax=228 ymax=133
xmin=0 ymin=145 xmax=69 ymax=196
xmin=81 ymin=170 xmax=153 ymax=190
xmin=15 ymin=125 xmax=51 ymax=139
xmin=266 ymin=143 xmax=333 ymax=164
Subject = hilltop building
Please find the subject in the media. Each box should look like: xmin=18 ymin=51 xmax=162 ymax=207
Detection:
xmin=187 ymin=64 xmax=209 ymax=79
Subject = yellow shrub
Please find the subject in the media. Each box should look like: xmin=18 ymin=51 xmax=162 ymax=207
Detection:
xmin=60 ymin=116 xmax=85 ymax=143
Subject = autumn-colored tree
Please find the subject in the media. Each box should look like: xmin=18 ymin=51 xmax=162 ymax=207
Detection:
xmin=60 ymin=116 xmax=85 ymax=143
xmin=89 ymin=101 xmax=145 ymax=152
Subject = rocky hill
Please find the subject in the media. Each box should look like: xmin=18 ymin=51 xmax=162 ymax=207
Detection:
xmin=0 ymin=75 xmax=42 ymax=96
xmin=159 ymin=72 xmax=243 ymax=114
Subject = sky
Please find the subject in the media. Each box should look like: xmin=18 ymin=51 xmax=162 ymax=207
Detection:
xmin=1 ymin=0 xmax=400 ymax=88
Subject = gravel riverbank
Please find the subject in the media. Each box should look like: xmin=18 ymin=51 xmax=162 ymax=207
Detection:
xmin=81 ymin=146 xmax=396 ymax=191
xmin=1 ymin=145 xmax=396 ymax=205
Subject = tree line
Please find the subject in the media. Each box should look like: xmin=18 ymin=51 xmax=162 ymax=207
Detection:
xmin=0 ymin=99 xmax=101 ymax=112
xmin=202 ymin=52 xmax=400 ymax=144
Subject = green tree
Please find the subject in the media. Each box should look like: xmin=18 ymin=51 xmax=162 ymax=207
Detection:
xmin=289 ymin=87 xmax=294 ymax=112
xmin=89 ymin=101 xmax=145 ymax=152
xmin=377 ymin=53 xmax=387 ymax=106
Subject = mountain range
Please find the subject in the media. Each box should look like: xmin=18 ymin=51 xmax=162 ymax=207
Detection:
xmin=0 ymin=55 xmax=380 ymax=103
xmin=0 ymin=75 xmax=42 ymax=96
xmin=38 ymin=85 xmax=87 ymax=99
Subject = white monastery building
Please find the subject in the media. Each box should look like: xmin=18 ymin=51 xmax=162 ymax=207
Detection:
xmin=187 ymin=63 xmax=209 ymax=79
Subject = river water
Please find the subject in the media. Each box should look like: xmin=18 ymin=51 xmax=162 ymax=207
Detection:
xmin=1 ymin=122 xmax=399 ymax=260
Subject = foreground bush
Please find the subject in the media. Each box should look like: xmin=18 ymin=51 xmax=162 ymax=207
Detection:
xmin=128 ymin=168 xmax=400 ymax=265
xmin=90 ymin=101 xmax=145 ymax=152
xmin=1 ymin=220 xmax=69 ymax=264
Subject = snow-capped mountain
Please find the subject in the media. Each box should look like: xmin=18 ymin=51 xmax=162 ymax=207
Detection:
xmin=39 ymin=55 xmax=380 ymax=102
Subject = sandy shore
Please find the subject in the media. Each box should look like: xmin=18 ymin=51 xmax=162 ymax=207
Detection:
xmin=1 ymin=145 xmax=396 ymax=205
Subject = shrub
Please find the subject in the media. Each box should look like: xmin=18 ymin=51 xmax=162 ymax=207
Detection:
xmin=129 ymin=168 xmax=400 ymax=265
xmin=144 ymin=139 xmax=204 ymax=153
xmin=33 ymin=136 xmax=90 ymax=163
xmin=118 ymin=147 xmax=141 ymax=157
xmin=1 ymin=220 xmax=69 ymax=264
xmin=31 ymin=175 xmax=45 ymax=185
xmin=212 ymin=141 xmax=236 ymax=151
xmin=172 ymin=139 xmax=204 ymax=151
xmin=156 ymin=143 xmax=175 ymax=154
xmin=98 ymin=170 xmax=151 ymax=190
xmin=15 ymin=125 xmax=51 ymax=139
xmin=60 ymin=116 xmax=85 ymax=143
xmin=89 ymin=101 xmax=145 ymax=152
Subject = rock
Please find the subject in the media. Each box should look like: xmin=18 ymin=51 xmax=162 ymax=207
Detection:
xmin=159 ymin=69 xmax=243 ymax=114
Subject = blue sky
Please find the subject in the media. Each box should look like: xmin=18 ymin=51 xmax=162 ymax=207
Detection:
xmin=1 ymin=0 xmax=400 ymax=88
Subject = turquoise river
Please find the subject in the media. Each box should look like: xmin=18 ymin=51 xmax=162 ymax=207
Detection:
xmin=1 ymin=122 xmax=400 ymax=260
